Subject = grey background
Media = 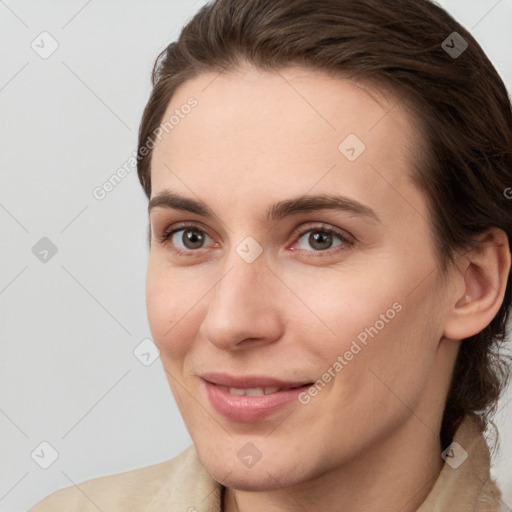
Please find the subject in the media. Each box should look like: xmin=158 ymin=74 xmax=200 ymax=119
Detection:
xmin=1 ymin=1 xmax=511 ymax=511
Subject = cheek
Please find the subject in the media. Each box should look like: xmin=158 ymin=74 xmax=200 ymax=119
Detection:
xmin=322 ymin=274 xmax=444 ymax=418
xmin=282 ymin=266 xmax=404 ymax=349
xmin=288 ymin=255 xmax=443 ymax=380
xmin=145 ymin=261 xmax=200 ymax=360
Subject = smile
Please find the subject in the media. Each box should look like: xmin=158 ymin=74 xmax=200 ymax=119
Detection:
xmin=218 ymin=385 xmax=302 ymax=396
xmin=203 ymin=379 xmax=313 ymax=422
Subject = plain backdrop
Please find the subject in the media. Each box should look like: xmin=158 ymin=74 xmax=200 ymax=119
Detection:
xmin=1 ymin=1 xmax=511 ymax=511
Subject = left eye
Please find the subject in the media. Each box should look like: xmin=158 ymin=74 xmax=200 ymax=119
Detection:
xmin=295 ymin=228 xmax=350 ymax=251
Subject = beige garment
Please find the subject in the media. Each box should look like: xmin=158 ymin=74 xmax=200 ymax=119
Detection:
xmin=29 ymin=415 xmax=504 ymax=511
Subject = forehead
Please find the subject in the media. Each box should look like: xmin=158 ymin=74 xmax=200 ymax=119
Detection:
xmin=150 ymin=66 xmax=426 ymax=223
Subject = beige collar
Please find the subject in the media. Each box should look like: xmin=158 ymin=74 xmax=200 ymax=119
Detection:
xmin=146 ymin=415 xmax=503 ymax=512
xmin=417 ymin=415 xmax=503 ymax=512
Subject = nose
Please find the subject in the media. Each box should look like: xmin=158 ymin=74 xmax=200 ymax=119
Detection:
xmin=199 ymin=249 xmax=284 ymax=351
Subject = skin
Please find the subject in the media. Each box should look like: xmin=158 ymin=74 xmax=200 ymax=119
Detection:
xmin=146 ymin=64 xmax=510 ymax=512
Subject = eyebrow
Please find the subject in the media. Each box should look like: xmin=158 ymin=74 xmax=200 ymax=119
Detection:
xmin=148 ymin=190 xmax=379 ymax=222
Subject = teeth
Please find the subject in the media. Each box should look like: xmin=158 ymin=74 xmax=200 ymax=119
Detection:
xmin=244 ymin=387 xmax=265 ymax=396
xmin=220 ymin=386 xmax=284 ymax=395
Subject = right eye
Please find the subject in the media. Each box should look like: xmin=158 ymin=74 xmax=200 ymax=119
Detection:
xmin=158 ymin=223 xmax=217 ymax=254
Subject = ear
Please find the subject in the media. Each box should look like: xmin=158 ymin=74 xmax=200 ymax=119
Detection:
xmin=443 ymin=228 xmax=511 ymax=341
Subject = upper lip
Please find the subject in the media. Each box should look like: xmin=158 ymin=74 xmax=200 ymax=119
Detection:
xmin=201 ymin=372 xmax=312 ymax=389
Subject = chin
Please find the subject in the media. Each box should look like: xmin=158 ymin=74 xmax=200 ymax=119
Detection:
xmin=210 ymin=466 xmax=298 ymax=492
xmin=197 ymin=446 xmax=310 ymax=492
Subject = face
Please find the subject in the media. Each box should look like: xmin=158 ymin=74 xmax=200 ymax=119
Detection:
xmin=146 ymin=65 xmax=456 ymax=491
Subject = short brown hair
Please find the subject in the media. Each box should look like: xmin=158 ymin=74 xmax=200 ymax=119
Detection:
xmin=136 ymin=0 xmax=512 ymax=448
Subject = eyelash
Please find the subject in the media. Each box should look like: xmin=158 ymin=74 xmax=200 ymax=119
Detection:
xmin=156 ymin=222 xmax=355 ymax=257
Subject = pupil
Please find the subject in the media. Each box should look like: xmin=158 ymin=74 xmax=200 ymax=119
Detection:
xmin=309 ymin=231 xmax=332 ymax=250
xmin=184 ymin=230 xmax=204 ymax=249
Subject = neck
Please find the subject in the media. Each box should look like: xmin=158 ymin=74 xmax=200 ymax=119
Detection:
xmin=223 ymin=415 xmax=444 ymax=512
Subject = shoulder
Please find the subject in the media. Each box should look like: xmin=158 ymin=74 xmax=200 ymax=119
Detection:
xmin=28 ymin=445 xmax=203 ymax=512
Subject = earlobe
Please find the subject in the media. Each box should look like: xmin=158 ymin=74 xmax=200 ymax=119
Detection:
xmin=443 ymin=228 xmax=511 ymax=341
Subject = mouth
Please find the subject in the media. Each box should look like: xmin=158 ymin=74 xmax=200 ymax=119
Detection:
xmin=201 ymin=373 xmax=314 ymax=422
xmin=215 ymin=384 xmax=308 ymax=396
xmin=201 ymin=371 xmax=312 ymax=389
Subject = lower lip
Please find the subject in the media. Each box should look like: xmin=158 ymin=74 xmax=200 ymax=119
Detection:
xmin=203 ymin=380 xmax=312 ymax=422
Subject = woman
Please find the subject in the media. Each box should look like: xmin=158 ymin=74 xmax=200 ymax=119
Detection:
xmin=30 ymin=0 xmax=512 ymax=510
